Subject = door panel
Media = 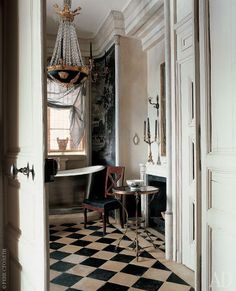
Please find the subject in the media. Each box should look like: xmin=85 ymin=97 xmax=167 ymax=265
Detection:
xmin=200 ymin=0 xmax=236 ymax=290
xmin=179 ymin=57 xmax=196 ymax=270
xmin=3 ymin=0 xmax=47 ymax=290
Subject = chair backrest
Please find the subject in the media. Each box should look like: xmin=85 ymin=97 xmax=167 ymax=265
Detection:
xmin=104 ymin=166 xmax=125 ymax=197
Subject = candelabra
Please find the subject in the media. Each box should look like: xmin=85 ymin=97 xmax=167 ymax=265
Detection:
xmin=148 ymin=95 xmax=161 ymax=165
xmin=144 ymin=118 xmax=154 ymax=164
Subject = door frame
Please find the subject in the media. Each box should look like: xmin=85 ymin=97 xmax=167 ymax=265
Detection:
xmin=170 ymin=0 xmax=202 ymax=289
xmin=1 ymin=0 xmax=49 ymax=289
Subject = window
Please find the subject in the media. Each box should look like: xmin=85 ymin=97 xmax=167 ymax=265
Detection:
xmin=47 ymin=107 xmax=85 ymax=154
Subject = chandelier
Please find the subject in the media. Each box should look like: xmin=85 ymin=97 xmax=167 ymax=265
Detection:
xmin=48 ymin=0 xmax=89 ymax=87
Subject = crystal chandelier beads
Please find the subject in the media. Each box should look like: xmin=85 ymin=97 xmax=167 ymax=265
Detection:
xmin=48 ymin=0 xmax=89 ymax=87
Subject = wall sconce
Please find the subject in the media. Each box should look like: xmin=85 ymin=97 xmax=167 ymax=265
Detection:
xmin=148 ymin=95 xmax=161 ymax=165
xmin=148 ymin=95 xmax=159 ymax=117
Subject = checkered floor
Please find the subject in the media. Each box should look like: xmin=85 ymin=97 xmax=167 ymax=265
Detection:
xmin=50 ymin=221 xmax=194 ymax=291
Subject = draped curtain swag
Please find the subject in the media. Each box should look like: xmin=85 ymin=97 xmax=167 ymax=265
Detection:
xmin=47 ymin=78 xmax=86 ymax=148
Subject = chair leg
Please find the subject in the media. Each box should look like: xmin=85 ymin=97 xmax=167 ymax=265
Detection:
xmin=84 ymin=207 xmax=87 ymax=229
xmin=102 ymin=212 xmax=106 ymax=235
xmin=106 ymin=213 xmax=110 ymax=225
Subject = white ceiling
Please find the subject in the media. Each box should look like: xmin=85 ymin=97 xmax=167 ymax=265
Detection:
xmin=46 ymin=0 xmax=129 ymax=38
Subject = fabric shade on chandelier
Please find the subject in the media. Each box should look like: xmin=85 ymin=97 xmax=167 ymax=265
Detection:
xmin=48 ymin=0 xmax=89 ymax=87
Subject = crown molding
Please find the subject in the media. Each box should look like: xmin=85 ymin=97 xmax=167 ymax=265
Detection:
xmin=93 ymin=10 xmax=125 ymax=57
xmin=123 ymin=0 xmax=164 ymax=50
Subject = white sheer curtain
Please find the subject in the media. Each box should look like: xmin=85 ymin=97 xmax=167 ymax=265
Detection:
xmin=47 ymin=79 xmax=86 ymax=148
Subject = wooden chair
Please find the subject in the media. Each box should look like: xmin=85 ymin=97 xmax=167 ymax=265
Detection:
xmin=83 ymin=166 xmax=125 ymax=235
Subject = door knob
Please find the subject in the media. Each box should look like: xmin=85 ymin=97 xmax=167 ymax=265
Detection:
xmin=10 ymin=163 xmax=35 ymax=180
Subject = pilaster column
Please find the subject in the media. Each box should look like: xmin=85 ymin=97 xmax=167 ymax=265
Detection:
xmin=114 ymin=35 xmax=120 ymax=166
xmin=164 ymin=0 xmax=173 ymax=261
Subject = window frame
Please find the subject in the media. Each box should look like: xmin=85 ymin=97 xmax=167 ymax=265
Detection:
xmin=47 ymin=106 xmax=86 ymax=155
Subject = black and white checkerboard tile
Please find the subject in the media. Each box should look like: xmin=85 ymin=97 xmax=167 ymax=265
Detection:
xmin=50 ymin=221 xmax=194 ymax=291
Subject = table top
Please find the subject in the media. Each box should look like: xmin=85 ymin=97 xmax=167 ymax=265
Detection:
xmin=112 ymin=186 xmax=159 ymax=195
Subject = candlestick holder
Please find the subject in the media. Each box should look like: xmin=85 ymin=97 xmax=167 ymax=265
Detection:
xmin=144 ymin=137 xmax=155 ymax=165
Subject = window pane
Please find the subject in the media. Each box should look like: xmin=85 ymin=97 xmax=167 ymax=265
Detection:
xmin=47 ymin=107 xmax=84 ymax=153
xmin=50 ymin=108 xmax=70 ymax=129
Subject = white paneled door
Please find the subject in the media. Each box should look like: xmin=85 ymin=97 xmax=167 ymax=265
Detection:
xmin=3 ymin=0 xmax=47 ymax=290
xmin=200 ymin=0 xmax=236 ymax=290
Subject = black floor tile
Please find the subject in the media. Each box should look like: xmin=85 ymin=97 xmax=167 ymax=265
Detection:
xmin=50 ymin=242 xmax=66 ymax=250
xmin=103 ymin=245 xmax=124 ymax=253
xmin=87 ymin=268 xmax=116 ymax=281
xmin=80 ymin=257 xmax=106 ymax=268
xmin=96 ymin=237 xmax=116 ymax=244
xmin=111 ymin=254 xmax=135 ymax=263
xmin=63 ymin=227 xmax=81 ymax=232
xmin=50 ymin=235 xmax=62 ymax=242
xmin=67 ymin=233 xmax=86 ymax=239
xmin=167 ymin=273 xmax=189 ymax=285
xmin=151 ymin=261 xmax=170 ymax=271
xmin=50 ymin=251 xmax=70 ymax=260
xmin=75 ymin=248 xmax=98 ymax=257
xmin=97 ymin=282 xmax=129 ymax=291
xmin=121 ymin=264 xmax=148 ymax=276
xmin=87 ymin=225 xmax=101 ymax=230
xmin=139 ymin=250 xmax=155 ymax=259
xmin=49 ymin=224 xmax=56 ymax=228
xmin=112 ymin=229 xmax=123 ymax=234
xmin=122 ymin=235 xmax=132 ymax=241
xmin=83 ymin=221 xmax=96 ymax=225
xmin=61 ymin=223 xmax=77 ymax=227
xmin=49 ymin=229 xmax=58 ymax=235
xmin=132 ymin=277 xmax=163 ymax=291
xmin=129 ymin=242 xmax=142 ymax=249
xmin=90 ymin=231 xmax=104 ymax=237
xmin=51 ymin=273 xmax=82 ymax=287
xmin=51 ymin=261 xmax=76 ymax=272
xmin=70 ymin=240 xmax=91 ymax=247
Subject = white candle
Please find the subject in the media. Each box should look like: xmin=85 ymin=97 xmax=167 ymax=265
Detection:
xmin=144 ymin=121 xmax=146 ymax=140
xmin=147 ymin=118 xmax=150 ymax=138
xmin=155 ymin=120 xmax=157 ymax=141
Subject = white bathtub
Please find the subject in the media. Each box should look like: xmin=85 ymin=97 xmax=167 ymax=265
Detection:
xmin=55 ymin=165 xmax=105 ymax=177
xmin=50 ymin=165 xmax=106 ymax=214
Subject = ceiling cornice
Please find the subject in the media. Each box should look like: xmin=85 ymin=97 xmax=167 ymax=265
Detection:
xmin=93 ymin=10 xmax=125 ymax=57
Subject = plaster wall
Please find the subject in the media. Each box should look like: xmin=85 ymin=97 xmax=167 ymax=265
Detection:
xmin=119 ymin=36 xmax=147 ymax=179
xmin=147 ymin=40 xmax=166 ymax=165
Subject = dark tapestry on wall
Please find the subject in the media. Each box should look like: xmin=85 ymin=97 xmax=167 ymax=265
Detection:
xmin=91 ymin=45 xmax=115 ymax=165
